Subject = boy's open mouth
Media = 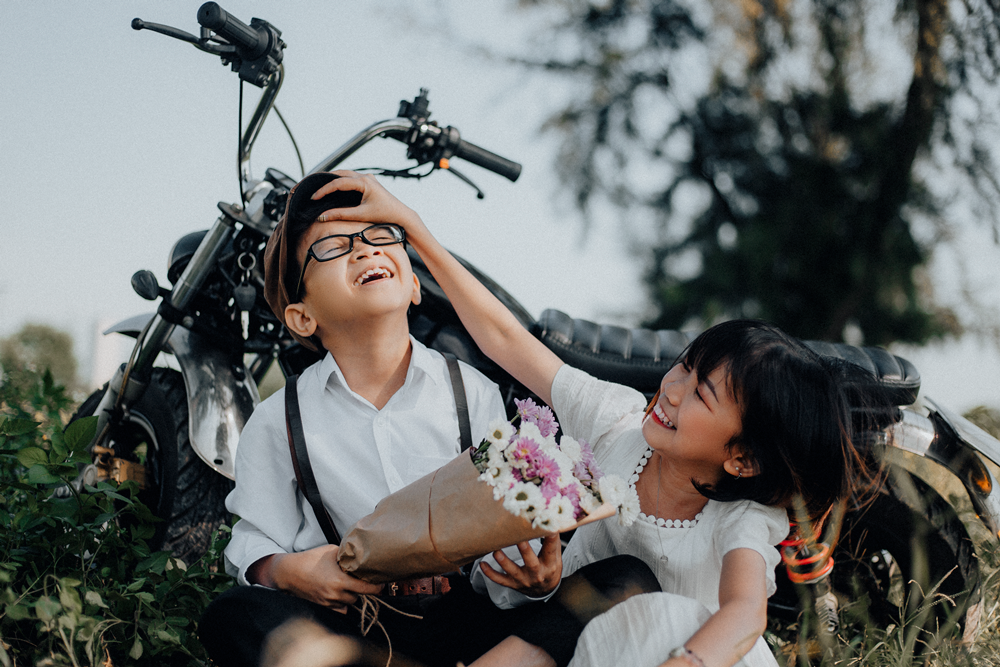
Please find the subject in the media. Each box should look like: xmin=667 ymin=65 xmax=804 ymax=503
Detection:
xmin=652 ymin=404 xmax=675 ymax=430
xmin=355 ymin=267 xmax=393 ymax=286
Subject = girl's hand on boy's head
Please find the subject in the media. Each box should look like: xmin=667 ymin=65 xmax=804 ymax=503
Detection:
xmin=311 ymin=170 xmax=426 ymax=233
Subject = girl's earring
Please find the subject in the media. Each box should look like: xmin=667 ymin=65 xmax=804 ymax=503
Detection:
xmin=735 ymin=466 xmax=742 ymax=479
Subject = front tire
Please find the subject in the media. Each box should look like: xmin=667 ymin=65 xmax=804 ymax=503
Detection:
xmin=769 ymin=469 xmax=981 ymax=638
xmin=73 ymin=368 xmax=234 ymax=563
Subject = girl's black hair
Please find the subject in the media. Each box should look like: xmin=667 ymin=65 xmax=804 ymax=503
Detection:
xmin=681 ymin=319 xmax=888 ymax=521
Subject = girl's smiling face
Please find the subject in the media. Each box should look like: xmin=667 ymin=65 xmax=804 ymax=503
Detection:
xmin=642 ymin=361 xmax=744 ymax=480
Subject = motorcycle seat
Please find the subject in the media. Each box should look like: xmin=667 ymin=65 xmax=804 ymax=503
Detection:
xmin=533 ymin=309 xmax=920 ymax=407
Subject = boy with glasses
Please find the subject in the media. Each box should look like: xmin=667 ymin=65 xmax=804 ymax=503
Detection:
xmin=199 ymin=172 xmax=562 ymax=667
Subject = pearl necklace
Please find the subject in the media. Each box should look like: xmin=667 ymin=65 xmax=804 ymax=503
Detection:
xmin=632 ymin=446 xmax=703 ymax=529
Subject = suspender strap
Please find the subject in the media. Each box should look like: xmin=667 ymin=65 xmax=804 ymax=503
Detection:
xmin=442 ymin=353 xmax=473 ymax=452
xmin=285 ymin=374 xmax=342 ymax=545
xmin=282 ymin=353 xmax=473 ymax=546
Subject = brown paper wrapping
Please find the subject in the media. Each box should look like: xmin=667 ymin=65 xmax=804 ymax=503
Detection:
xmin=337 ymin=451 xmax=615 ymax=583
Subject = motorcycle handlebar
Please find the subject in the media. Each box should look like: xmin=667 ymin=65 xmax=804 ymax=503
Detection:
xmin=197 ymin=2 xmax=267 ymax=59
xmin=455 ymin=139 xmax=522 ymax=182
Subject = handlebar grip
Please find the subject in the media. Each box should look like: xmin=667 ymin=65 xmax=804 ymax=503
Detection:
xmin=197 ymin=2 xmax=265 ymax=58
xmin=454 ymin=139 xmax=522 ymax=182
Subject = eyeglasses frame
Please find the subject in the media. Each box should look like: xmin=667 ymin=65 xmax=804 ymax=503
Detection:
xmin=292 ymin=223 xmax=407 ymax=302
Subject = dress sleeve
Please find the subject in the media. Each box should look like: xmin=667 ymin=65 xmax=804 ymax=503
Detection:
xmin=223 ymin=392 xmax=303 ymax=585
xmin=712 ymin=501 xmax=790 ymax=597
xmin=549 ymin=365 xmax=647 ymax=453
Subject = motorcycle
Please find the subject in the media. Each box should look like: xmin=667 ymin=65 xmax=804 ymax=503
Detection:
xmin=76 ymin=2 xmax=1000 ymax=642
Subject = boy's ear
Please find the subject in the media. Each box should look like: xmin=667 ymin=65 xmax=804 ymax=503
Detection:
xmin=284 ymin=302 xmax=318 ymax=339
xmin=410 ymin=273 xmax=422 ymax=306
xmin=723 ymin=455 xmax=758 ymax=479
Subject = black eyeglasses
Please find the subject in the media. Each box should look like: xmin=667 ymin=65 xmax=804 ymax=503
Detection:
xmin=293 ymin=223 xmax=406 ymax=301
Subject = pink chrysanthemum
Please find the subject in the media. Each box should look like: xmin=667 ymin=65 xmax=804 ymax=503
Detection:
xmin=533 ymin=405 xmax=559 ymax=438
xmin=514 ymin=398 xmax=541 ymax=422
xmin=524 ymin=453 xmax=560 ymax=483
xmin=514 ymin=398 xmax=560 ymax=438
xmin=539 ymin=477 xmax=562 ymax=501
xmin=509 ymin=436 xmax=541 ymax=464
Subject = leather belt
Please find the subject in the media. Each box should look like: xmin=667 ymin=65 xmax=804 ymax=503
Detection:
xmin=386 ymin=575 xmax=453 ymax=597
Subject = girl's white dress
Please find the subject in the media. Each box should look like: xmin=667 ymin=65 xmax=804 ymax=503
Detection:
xmin=550 ymin=365 xmax=789 ymax=667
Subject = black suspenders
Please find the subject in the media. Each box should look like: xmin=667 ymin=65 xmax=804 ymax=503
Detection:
xmin=284 ymin=352 xmax=472 ymax=545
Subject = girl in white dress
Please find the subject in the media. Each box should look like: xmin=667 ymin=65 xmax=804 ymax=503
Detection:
xmin=310 ymin=173 xmax=882 ymax=667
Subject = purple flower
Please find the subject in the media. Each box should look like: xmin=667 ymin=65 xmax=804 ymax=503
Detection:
xmin=570 ymin=439 xmax=601 ymax=486
xmin=509 ymin=436 xmax=541 ymax=464
xmin=563 ymin=485 xmax=583 ymax=518
xmin=515 ymin=398 xmax=541 ymax=423
xmin=539 ymin=477 xmax=562 ymax=501
xmin=524 ymin=453 xmax=560 ymax=483
xmin=515 ymin=398 xmax=560 ymax=438
xmin=533 ymin=405 xmax=559 ymax=438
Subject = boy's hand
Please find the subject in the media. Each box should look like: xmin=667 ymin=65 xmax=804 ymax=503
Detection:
xmin=479 ymin=535 xmax=563 ymax=598
xmin=268 ymin=545 xmax=383 ymax=613
xmin=310 ymin=171 xmax=426 ymax=235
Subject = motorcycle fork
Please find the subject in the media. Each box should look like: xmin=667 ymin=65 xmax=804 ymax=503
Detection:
xmin=84 ymin=213 xmax=238 ymax=481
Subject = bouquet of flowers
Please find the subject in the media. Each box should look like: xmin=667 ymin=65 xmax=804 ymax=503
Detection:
xmin=471 ymin=398 xmax=639 ymax=531
xmin=338 ymin=399 xmax=639 ymax=583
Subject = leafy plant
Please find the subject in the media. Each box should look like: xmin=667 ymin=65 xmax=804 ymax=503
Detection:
xmin=0 ymin=369 xmax=234 ymax=666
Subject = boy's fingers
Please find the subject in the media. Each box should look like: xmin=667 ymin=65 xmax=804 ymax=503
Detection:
xmin=515 ymin=541 xmax=539 ymax=569
xmin=492 ymin=550 xmax=532 ymax=583
xmin=540 ymin=534 xmax=560 ymax=555
xmin=480 ymin=561 xmax=520 ymax=589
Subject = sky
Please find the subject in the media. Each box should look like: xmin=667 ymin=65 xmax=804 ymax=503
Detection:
xmin=1 ymin=1 xmax=998 ymax=413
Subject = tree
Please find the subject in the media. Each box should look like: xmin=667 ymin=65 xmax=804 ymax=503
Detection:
xmin=0 ymin=323 xmax=79 ymax=393
xmin=518 ymin=0 xmax=1000 ymax=344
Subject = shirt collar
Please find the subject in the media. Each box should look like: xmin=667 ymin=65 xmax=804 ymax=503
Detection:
xmin=318 ymin=335 xmax=443 ymax=393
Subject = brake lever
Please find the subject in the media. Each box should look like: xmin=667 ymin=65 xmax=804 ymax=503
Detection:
xmin=441 ymin=161 xmax=485 ymax=199
xmin=132 ymin=18 xmax=236 ymax=57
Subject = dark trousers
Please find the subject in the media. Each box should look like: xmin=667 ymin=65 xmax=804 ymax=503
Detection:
xmin=199 ymin=555 xmax=660 ymax=667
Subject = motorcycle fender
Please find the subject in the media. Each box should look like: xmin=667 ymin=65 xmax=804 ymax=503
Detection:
xmin=103 ymin=314 xmax=257 ymax=480
xmin=891 ymin=405 xmax=1000 ymax=538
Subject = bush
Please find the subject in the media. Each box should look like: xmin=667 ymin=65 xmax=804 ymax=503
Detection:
xmin=0 ymin=369 xmax=234 ymax=666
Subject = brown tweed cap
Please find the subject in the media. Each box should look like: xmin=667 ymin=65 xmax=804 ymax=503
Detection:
xmin=263 ymin=172 xmax=362 ymax=351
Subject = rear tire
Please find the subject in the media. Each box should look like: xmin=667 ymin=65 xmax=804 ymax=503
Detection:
xmin=73 ymin=368 xmax=234 ymax=563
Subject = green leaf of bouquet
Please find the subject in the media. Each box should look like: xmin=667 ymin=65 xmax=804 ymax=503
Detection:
xmin=64 ymin=416 xmax=97 ymax=452
xmin=129 ymin=638 xmax=144 ymax=660
xmin=1 ymin=418 xmax=40 ymax=436
xmin=16 ymin=447 xmax=48 ymax=468
xmin=27 ymin=465 xmax=62 ymax=485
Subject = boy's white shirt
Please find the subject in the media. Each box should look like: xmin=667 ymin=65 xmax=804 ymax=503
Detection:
xmin=224 ymin=336 xmax=551 ymax=607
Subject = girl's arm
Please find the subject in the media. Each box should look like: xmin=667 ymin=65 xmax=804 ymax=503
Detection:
xmin=664 ymin=549 xmax=768 ymax=667
xmin=312 ymin=172 xmax=565 ymax=405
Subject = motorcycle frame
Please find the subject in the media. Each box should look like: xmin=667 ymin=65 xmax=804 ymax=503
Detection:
xmin=95 ymin=28 xmax=1000 ymax=552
